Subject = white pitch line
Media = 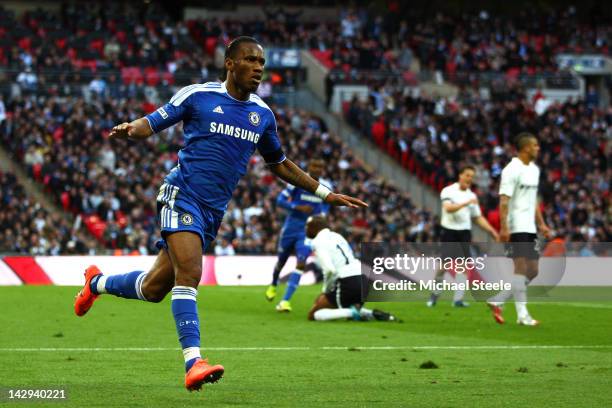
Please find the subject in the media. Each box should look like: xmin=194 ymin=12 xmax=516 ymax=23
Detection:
xmin=0 ymin=345 xmax=610 ymax=352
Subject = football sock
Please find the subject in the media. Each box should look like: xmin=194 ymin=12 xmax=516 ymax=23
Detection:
xmin=512 ymin=274 xmax=529 ymax=319
xmin=282 ymin=269 xmax=303 ymax=301
xmin=313 ymin=308 xmax=354 ymax=321
xmin=271 ymin=264 xmax=282 ymax=286
xmin=91 ymin=271 xmax=147 ymax=300
xmin=171 ymin=286 xmax=201 ymax=372
xmin=432 ymin=275 xmax=443 ymax=296
xmin=488 ymin=279 xmax=513 ymax=306
xmin=453 ymin=273 xmax=467 ymax=302
xmin=359 ymin=307 xmax=374 ymax=320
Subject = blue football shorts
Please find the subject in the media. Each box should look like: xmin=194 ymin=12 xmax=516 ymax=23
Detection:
xmin=278 ymin=233 xmax=312 ymax=263
xmin=155 ymin=182 xmax=223 ymax=251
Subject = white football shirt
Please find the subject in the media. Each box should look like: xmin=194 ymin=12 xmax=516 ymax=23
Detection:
xmin=499 ymin=157 xmax=540 ymax=233
xmin=311 ymin=228 xmax=361 ymax=291
xmin=440 ymin=182 xmax=481 ymax=230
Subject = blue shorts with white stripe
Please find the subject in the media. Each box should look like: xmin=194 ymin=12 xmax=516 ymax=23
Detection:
xmin=155 ymin=182 xmax=223 ymax=251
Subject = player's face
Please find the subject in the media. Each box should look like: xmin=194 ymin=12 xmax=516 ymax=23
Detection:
xmin=458 ymin=169 xmax=474 ymax=189
xmin=307 ymin=160 xmax=325 ymax=179
xmin=526 ymin=139 xmax=540 ymax=161
xmin=228 ymin=43 xmax=265 ymax=93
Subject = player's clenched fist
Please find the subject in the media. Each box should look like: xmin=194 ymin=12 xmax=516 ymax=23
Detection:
xmin=109 ymin=122 xmax=134 ymax=139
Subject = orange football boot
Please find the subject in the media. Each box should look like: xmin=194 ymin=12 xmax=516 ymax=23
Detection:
xmin=74 ymin=265 xmax=102 ymax=316
xmin=487 ymin=302 xmax=505 ymax=324
xmin=185 ymin=358 xmax=225 ymax=391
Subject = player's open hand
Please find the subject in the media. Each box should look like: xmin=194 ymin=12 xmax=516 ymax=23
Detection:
xmin=499 ymin=227 xmax=510 ymax=243
xmin=109 ymin=122 xmax=135 ymax=139
xmin=539 ymin=224 xmax=553 ymax=239
xmin=325 ymin=193 xmax=368 ymax=208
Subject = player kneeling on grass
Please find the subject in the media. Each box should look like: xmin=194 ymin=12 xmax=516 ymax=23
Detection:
xmin=305 ymin=215 xmax=396 ymax=322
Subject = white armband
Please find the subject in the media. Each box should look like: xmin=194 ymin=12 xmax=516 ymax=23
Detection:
xmin=315 ymin=184 xmax=332 ymax=200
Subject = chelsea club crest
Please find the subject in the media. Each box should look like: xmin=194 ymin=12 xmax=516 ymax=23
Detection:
xmin=180 ymin=213 xmax=194 ymax=226
xmin=248 ymin=111 xmax=260 ymax=126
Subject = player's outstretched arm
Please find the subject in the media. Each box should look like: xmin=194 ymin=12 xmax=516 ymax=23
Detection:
xmin=474 ymin=215 xmax=500 ymax=242
xmin=109 ymin=118 xmax=154 ymax=140
xmin=268 ymin=159 xmax=367 ymax=209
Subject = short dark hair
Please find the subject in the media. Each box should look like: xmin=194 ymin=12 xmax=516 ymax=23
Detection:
xmin=220 ymin=36 xmax=261 ymax=81
xmin=515 ymin=132 xmax=537 ymax=151
xmin=459 ymin=164 xmax=476 ymax=175
xmin=225 ymin=36 xmax=261 ymax=59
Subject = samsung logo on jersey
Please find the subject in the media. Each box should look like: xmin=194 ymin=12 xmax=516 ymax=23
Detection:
xmin=210 ymin=122 xmax=260 ymax=143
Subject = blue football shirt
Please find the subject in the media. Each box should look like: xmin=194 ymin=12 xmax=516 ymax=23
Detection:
xmin=145 ymin=82 xmax=286 ymax=212
xmin=277 ymin=178 xmax=332 ymax=238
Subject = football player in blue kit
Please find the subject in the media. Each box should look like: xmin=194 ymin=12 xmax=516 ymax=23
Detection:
xmin=73 ymin=36 xmax=367 ymax=392
xmin=265 ymin=158 xmax=331 ymax=312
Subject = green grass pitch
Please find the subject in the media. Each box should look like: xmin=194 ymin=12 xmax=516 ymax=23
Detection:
xmin=0 ymin=286 xmax=611 ymax=407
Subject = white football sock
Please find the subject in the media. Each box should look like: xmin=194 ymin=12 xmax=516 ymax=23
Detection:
xmin=183 ymin=347 xmax=201 ymax=363
xmin=488 ymin=276 xmax=514 ymax=306
xmin=313 ymin=308 xmax=354 ymax=321
xmin=359 ymin=307 xmax=374 ymax=320
xmin=512 ymin=274 xmax=529 ymax=319
xmin=453 ymin=273 xmax=467 ymax=302
xmin=96 ymin=275 xmax=108 ymax=294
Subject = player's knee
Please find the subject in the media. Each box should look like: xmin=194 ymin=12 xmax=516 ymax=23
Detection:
xmin=527 ymin=269 xmax=539 ymax=281
xmin=174 ymin=266 xmax=202 ymax=288
xmin=141 ymin=280 xmax=171 ymax=303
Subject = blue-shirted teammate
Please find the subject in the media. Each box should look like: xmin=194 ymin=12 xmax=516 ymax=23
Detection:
xmin=73 ymin=36 xmax=368 ymax=392
xmin=265 ymin=159 xmax=330 ymax=312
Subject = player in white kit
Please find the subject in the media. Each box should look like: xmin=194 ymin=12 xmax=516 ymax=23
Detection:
xmin=487 ymin=133 xmax=552 ymax=326
xmin=428 ymin=165 xmax=499 ymax=307
xmin=305 ymin=215 xmax=396 ymax=322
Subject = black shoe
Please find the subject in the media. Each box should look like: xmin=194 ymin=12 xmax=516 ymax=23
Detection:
xmin=427 ymin=293 xmax=439 ymax=307
xmin=372 ymin=309 xmax=396 ymax=321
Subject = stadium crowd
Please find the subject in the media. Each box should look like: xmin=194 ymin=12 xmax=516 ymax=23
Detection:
xmin=1 ymin=92 xmax=434 ymax=255
xmin=0 ymin=171 xmax=97 ymax=254
xmin=346 ymin=83 xmax=610 ymax=242
xmin=3 ymin=1 xmax=608 ymax=91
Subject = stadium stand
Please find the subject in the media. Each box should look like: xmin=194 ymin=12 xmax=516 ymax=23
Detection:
xmin=1 ymin=93 xmax=434 ymax=255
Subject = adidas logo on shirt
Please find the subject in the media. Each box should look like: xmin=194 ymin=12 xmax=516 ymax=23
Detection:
xmin=213 ymin=106 xmax=224 ymax=114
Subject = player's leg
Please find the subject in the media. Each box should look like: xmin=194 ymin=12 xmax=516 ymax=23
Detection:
xmin=166 ymin=231 xmax=203 ymax=370
xmin=140 ymin=249 xmax=175 ymax=302
xmin=348 ymin=276 xmax=396 ymax=321
xmin=311 ymin=276 xmax=397 ymax=322
xmin=452 ymin=238 xmax=472 ymax=307
xmin=277 ymin=238 xmax=310 ymax=311
xmin=266 ymin=236 xmax=292 ymax=301
xmin=429 ymin=228 xmax=456 ymax=307
xmin=487 ymin=235 xmax=525 ymax=323
xmin=74 ymin=247 xmax=175 ymax=316
xmin=514 ymin=258 xmax=539 ymax=325
xmin=308 ymin=293 xmax=340 ymax=320
xmin=165 ymin=231 xmax=224 ymax=390
xmin=98 ymin=249 xmax=174 ymax=300
xmin=427 ymin=267 xmax=445 ymax=307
